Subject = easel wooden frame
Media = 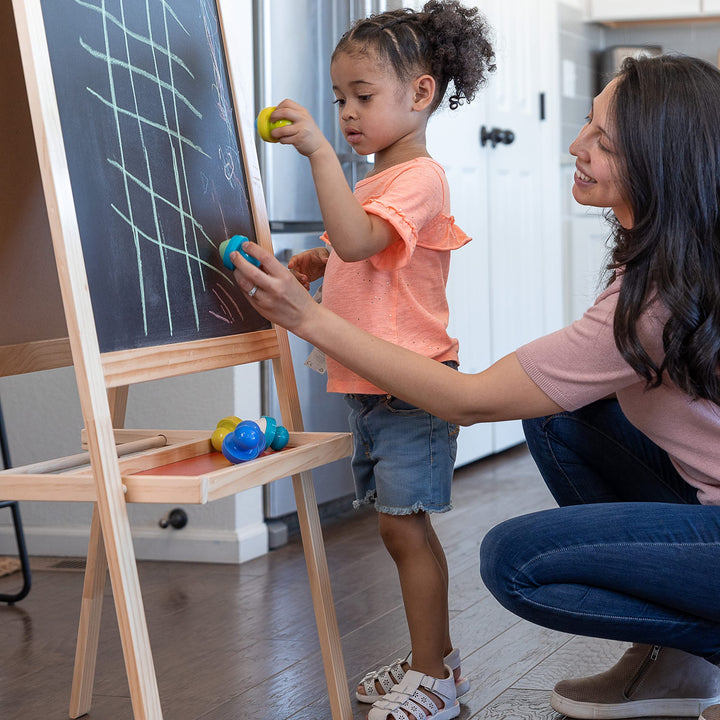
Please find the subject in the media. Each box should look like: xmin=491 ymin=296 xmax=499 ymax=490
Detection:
xmin=1 ymin=1 xmax=353 ymax=718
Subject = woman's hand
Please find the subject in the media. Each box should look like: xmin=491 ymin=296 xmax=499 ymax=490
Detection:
xmin=230 ymin=242 xmax=319 ymax=334
xmin=287 ymin=247 xmax=330 ymax=290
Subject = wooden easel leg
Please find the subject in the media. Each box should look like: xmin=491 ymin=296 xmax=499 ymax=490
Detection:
xmin=70 ymin=503 xmax=107 ymax=718
xmin=97 ymin=482 xmax=163 ymax=719
xmin=70 ymin=386 xmax=137 ymax=719
xmin=71 ymin=485 xmax=162 ymax=720
xmin=292 ymin=470 xmax=352 ymax=720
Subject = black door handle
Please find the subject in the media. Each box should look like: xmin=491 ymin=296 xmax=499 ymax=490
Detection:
xmin=480 ymin=126 xmax=515 ymax=148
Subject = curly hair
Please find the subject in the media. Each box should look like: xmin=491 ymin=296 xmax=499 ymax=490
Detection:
xmin=608 ymin=54 xmax=720 ymax=403
xmin=332 ymin=0 xmax=495 ymax=112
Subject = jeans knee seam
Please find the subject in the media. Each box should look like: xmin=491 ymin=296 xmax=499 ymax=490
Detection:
xmin=511 ymin=542 xmax=720 ymax=628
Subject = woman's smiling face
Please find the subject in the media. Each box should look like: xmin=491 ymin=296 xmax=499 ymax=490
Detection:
xmin=569 ymin=78 xmax=633 ymax=228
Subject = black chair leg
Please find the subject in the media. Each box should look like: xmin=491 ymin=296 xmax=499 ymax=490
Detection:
xmin=0 ymin=501 xmax=32 ymax=604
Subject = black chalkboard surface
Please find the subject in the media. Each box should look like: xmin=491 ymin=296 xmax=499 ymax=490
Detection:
xmin=40 ymin=0 xmax=270 ymax=353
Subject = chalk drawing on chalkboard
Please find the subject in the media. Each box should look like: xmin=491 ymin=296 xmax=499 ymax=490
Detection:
xmin=41 ymin=0 xmax=268 ymax=353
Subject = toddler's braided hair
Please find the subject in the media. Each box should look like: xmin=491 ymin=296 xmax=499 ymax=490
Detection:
xmin=333 ymin=0 xmax=495 ymax=112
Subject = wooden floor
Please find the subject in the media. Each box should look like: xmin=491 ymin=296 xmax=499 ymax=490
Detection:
xmin=0 ymin=445 xmax=638 ymax=720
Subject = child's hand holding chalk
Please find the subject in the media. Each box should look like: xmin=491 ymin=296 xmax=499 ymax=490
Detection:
xmin=256 ymin=106 xmax=292 ymax=143
xmin=256 ymin=100 xmax=328 ymax=158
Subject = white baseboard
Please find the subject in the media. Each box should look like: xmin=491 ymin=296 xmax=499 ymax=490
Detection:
xmin=0 ymin=522 xmax=269 ymax=564
xmin=131 ymin=523 xmax=269 ymax=563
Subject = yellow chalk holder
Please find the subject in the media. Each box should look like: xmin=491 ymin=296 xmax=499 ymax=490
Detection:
xmin=256 ymin=106 xmax=291 ymax=143
xmin=211 ymin=416 xmax=243 ymax=452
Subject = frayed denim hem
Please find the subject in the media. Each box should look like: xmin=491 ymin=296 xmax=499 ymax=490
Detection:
xmin=352 ymin=489 xmax=376 ymax=510
xmin=352 ymin=492 xmax=453 ymax=515
xmin=376 ymin=501 xmax=453 ymax=515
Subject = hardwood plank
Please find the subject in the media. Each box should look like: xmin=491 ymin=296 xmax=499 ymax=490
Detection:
xmin=0 ymin=445 xmax=616 ymax=720
xmin=454 ymin=621 xmax=573 ymax=717
xmin=517 ymin=636 xmax=631 ymax=691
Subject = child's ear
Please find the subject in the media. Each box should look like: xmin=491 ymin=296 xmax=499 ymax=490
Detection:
xmin=412 ymin=75 xmax=436 ymax=111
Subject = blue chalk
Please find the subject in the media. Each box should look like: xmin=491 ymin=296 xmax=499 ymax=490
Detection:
xmin=219 ymin=234 xmax=261 ymax=270
xmin=221 ymin=420 xmax=265 ymax=463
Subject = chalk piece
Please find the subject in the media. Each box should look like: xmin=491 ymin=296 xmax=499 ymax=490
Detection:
xmin=221 ymin=420 xmax=265 ymax=463
xmin=256 ymin=106 xmax=292 ymax=143
xmin=211 ymin=416 xmax=242 ymax=452
xmin=219 ymin=235 xmax=261 ymax=270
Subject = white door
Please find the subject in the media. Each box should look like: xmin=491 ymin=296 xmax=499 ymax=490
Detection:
xmin=484 ymin=0 xmax=562 ymax=450
xmin=431 ymin=90 xmax=494 ymax=465
xmin=428 ymin=0 xmax=562 ymax=463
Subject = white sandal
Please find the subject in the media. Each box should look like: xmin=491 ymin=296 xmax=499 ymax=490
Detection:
xmin=356 ymin=648 xmax=470 ymax=703
xmin=367 ymin=666 xmax=460 ymax=720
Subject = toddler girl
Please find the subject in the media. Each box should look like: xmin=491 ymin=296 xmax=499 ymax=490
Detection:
xmin=263 ymin=3 xmax=494 ymax=718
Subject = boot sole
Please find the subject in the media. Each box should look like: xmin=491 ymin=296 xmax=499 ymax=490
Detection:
xmin=550 ymin=691 xmax=720 ymax=719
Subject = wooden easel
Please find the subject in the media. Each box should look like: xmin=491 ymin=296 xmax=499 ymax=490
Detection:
xmin=0 ymin=1 xmax=352 ymax=718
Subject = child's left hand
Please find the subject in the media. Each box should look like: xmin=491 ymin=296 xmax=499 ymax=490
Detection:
xmin=288 ymin=247 xmax=330 ymax=289
xmin=268 ymin=99 xmax=331 ymax=158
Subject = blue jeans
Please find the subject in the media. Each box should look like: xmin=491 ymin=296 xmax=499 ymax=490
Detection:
xmin=479 ymin=399 xmax=720 ymax=662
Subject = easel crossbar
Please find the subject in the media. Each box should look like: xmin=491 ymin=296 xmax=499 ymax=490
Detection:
xmin=101 ymin=330 xmax=281 ymax=387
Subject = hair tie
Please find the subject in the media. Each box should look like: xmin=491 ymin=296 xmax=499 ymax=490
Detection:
xmin=382 ymin=15 xmax=415 ymax=30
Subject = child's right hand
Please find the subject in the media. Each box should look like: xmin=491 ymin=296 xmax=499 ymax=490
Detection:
xmin=267 ymin=99 xmax=330 ymax=158
xmin=287 ymin=247 xmax=330 ymax=290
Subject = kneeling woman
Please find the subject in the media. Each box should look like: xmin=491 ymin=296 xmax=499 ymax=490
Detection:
xmin=230 ymin=54 xmax=720 ymax=720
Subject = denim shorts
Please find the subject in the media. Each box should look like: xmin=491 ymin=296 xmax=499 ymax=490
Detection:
xmin=345 ymin=380 xmax=459 ymax=516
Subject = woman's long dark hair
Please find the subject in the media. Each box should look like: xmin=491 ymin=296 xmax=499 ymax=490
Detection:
xmin=609 ymin=54 xmax=720 ymax=403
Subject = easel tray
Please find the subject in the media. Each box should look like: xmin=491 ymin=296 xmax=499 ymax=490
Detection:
xmin=0 ymin=429 xmax=352 ymax=505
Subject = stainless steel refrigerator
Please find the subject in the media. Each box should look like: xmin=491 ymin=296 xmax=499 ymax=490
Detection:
xmin=254 ymin=1 xmax=392 ymax=540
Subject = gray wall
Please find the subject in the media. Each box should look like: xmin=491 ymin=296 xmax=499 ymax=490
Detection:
xmin=603 ymin=20 xmax=720 ymax=67
xmin=559 ymin=2 xmax=605 ymax=155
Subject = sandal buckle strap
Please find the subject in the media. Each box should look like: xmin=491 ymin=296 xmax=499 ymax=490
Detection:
xmin=411 ymin=690 xmax=438 ymax=714
xmin=407 ymin=697 xmax=432 ymax=718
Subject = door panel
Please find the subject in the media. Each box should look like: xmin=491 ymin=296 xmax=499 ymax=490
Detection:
xmin=428 ymin=73 xmax=493 ymax=465
xmin=485 ymin=0 xmax=547 ymax=450
xmin=428 ymin=0 xmax=562 ymax=462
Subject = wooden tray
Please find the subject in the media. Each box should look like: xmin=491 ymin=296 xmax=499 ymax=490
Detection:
xmin=0 ymin=429 xmax=353 ymax=504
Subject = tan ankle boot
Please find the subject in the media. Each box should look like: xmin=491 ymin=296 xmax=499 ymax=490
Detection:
xmin=551 ymin=644 xmax=720 ymax=719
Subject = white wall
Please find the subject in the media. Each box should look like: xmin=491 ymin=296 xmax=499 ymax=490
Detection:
xmin=561 ymin=0 xmax=588 ymax=10
xmin=0 ymin=364 xmax=266 ymax=563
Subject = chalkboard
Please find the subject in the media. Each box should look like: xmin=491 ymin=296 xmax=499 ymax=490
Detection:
xmin=40 ymin=0 xmax=270 ymax=353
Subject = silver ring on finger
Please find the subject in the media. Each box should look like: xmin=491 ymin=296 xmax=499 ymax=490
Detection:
xmin=248 ymin=285 xmax=258 ymax=298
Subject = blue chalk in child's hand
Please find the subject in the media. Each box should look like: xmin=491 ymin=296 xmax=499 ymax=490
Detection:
xmin=219 ymin=234 xmax=261 ymax=270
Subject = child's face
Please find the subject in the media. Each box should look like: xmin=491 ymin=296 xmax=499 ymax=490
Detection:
xmin=330 ymin=50 xmax=420 ymax=157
